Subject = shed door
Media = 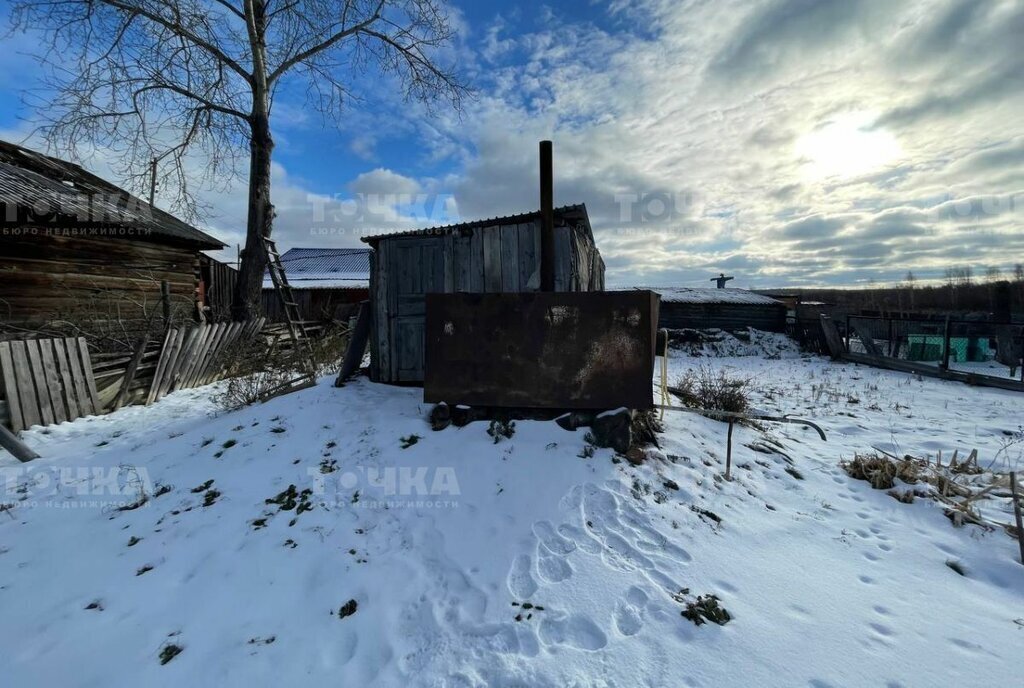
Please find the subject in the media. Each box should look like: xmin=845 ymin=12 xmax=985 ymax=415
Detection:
xmin=389 ymin=239 xmax=445 ymax=382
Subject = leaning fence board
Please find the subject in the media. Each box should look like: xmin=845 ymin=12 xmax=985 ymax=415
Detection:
xmin=201 ymin=321 xmax=235 ymax=384
xmin=147 ymin=328 xmax=177 ymax=405
xmin=843 ymin=352 xmax=1024 ymax=393
xmin=176 ymin=324 xmax=212 ymax=391
xmin=188 ymin=323 xmax=224 ymax=389
xmin=204 ymin=321 xmax=243 ymax=384
xmin=63 ymin=337 xmax=93 ymax=416
xmin=184 ymin=323 xmax=218 ymax=389
xmin=11 ymin=341 xmax=41 ymax=430
xmin=164 ymin=325 xmax=200 ymax=393
xmin=203 ymin=322 xmax=235 ymax=383
xmin=76 ymin=338 xmax=101 ymax=413
xmin=52 ymin=340 xmax=80 ymax=420
xmin=0 ymin=342 xmax=25 ymax=432
xmin=113 ymin=334 xmax=151 ymax=411
xmin=202 ymin=322 xmax=238 ymax=385
xmin=0 ymin=422 xmax=39 ymax=462
xmin=38 ymin=340 xmax=66 ymax=424
xmin=850 ymin=319 xmax=884 ymax=357
xmin=26 ymin=340 xmax=55 ymax=426
xmin=820 ymin=315 xmax=846 ymax=359
xmin=155 ymin=328 xmax=188 ymax=401
xmin=187 ymin=323 xmax=221 ymax=388
xmin=194 ymin=323 xmax=229 ymax=387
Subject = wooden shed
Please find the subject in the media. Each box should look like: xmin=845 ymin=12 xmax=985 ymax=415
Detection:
xmin=362 ymin=204 xmax=605 ymax=383
xmin=642 ymin=287 xmax=786 ymax=333
xmin=0 ymin=140 xmax=226 ymax=340
xmin=261 ymin=247 xmax=370 ymax=323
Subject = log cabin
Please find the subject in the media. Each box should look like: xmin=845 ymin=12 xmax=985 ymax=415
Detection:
xmin=0 ymin=140 xmax=226 ymax=342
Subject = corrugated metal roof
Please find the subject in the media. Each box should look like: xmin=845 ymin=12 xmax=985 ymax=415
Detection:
xmin=0 ymin=139 xmax=225 ymax=249
xmin=360 ymin=204 xmax=589 ymax=243
xmin=277 ymin=247 xmax=372 ymax=275
xmin=263 ymin=247 xmax=372 ymax=290
xmin=635 ymin=287 xmax=784 ymax=306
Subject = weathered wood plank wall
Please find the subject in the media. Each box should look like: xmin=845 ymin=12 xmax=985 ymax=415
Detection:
xmin=1 ymin=233 xmax=201 ymax=336
xmin=260 ymin=288 xmax=367 ymax=323
xmin=200 ymin=256 xmax=237 ymax=322
xmin=658 ymin=302 xmax=787 ymax=333
xmin=369 ymin=218 xmax=606 ymax=383
xmin=0 ymin=337 xmax=98 ymax=432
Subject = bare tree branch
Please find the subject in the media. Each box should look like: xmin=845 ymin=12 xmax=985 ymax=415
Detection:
xmin=267 ymin=0 xmax=384 ymax=83
xmin=92 ymin=0 xmax=253 ymax=83
xmin=11 ymin=0 xmax=470 ymax=319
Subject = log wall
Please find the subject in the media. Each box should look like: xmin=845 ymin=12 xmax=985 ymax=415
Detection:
xmin=659 ymin=302 xmax=787 ymax=333
xmin=0 ymin=232 xmax=201 ymax=339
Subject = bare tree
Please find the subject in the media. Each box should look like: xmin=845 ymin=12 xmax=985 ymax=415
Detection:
xmin=904 ymin=270 xmax=916 ymax=311
xmin=10 ymin=0 xmax=468 ymax=319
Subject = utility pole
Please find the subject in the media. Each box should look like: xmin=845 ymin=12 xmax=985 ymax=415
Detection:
xmin=148 ymin=157 xmax=158 ymax=206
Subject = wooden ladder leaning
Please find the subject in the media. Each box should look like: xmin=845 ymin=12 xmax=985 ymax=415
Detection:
xmin=261 ymin=236 xmax=317 ymax=399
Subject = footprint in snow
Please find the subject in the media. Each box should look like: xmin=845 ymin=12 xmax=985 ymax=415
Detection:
xmin=556 ymin=523 xmax=601 ymax=555
xmin=613 ymin=586 xmax=649 ymax=637
xmin=538 ymin=613 xmax=608 ymax=651
xmin=533 ymin=520 xmax=576 ymax=556
xmin=535 ymin=543 xmax=573 ymax=583
xmin=507 ymin=553 xmax=538 ymax=599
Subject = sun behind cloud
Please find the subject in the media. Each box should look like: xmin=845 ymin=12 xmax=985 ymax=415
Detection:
xmin=795 ymin=112 xmax=902 ymax=181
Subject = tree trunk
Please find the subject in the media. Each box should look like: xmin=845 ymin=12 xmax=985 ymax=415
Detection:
xmin=232 ymin=0 xmax=273 ymax=322
xmin=231 ymin=113 xmax=274 ymax=321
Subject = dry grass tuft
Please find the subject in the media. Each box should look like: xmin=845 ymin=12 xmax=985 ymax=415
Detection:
xmin=841 ymin=453 xmax=924 ymax=490
xmin=672 ymin=366 xmax=751 ymax=414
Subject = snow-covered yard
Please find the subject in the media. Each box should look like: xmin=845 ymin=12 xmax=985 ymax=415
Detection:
xmin=2 ymin=337 xmax=1022 ymax=687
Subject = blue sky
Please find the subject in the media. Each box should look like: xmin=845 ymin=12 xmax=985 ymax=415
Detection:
xmin=3 ymin=0 xmax=1024 ymax=289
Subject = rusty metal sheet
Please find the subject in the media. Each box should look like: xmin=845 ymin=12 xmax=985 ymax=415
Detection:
xmin=424 ymin=291 xmax=659 ymax=409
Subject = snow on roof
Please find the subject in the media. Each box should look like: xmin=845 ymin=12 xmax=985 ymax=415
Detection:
xmin=277 ymin=247 xmax=371 ymax=274
xmin=263 ymin=247 xmax=371 ymax=289
xmin=637 ymin=287 xmax=783 ymax=306
xmin=262 ymin=272 xmax=369 ymax=290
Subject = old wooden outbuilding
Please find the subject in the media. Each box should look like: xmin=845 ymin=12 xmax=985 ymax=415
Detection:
xmin=643 ymin=287 xmax=786 ymax=333
xmin=362 ymin=204 xmax=605 ymax=383
xmin=261 ymin=247 xmax=370 ymax=323
xmin=0 ymin=140 xmax=226 ymax=339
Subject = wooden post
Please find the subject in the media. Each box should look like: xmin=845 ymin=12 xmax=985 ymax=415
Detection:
xmin=112 ymin=334 xmax=151 ymax=411
xmin=0 ymin=423 xmax=39 ymax=462
xmin=335 ymin=301 xmax=372 ymax=386
xmin=725 ymin=420 xmax=734 ymax=480
xmin=1011 ymin=472 xmax=1024 ymax=566
xmin=940 ymin=315 xmax=952 ymax=370
xmin=160 ymin=280 xmax=172 ymax=330
xmin=539 ymin=140 xmax=555 ymax=292
xmin=887 ymin=318 xmax=894 ymax=357
xmin=845 ymin=315 xmax=851 ymax=351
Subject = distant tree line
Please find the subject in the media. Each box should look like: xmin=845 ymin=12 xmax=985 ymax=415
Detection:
xmin=782 ymin=264 xmax=1024 ymax=320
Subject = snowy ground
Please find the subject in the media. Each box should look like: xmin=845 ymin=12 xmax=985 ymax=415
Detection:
xmin=2 ymin=335 xmax=1023 ymax=687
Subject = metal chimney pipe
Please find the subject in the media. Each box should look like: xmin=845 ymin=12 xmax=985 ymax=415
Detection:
xmin=539 ymin=140 xmax=555 ymax=291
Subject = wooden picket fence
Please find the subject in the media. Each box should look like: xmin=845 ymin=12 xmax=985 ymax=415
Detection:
xmin=0 ymin=337 xmax=100 ymax=433
xmin=144 ymin=318 xmax=266 ymax=405
xmin=0 ymin=318 xmax=266 ymax=433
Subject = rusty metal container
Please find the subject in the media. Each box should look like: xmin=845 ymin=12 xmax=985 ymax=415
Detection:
xmin=424 ymin=291 xmax=659 ymax=409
